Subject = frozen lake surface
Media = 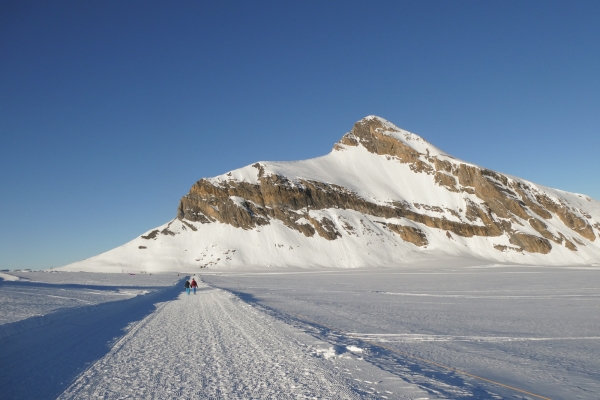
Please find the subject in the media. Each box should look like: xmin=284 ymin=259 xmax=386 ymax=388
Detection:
xmin=203 ymin=264 xmax=600 ymax=399
xmin=1 ymin=265 xmax=599 ymax=399
xmin=0 ymin=271 xmax=177 ymax=325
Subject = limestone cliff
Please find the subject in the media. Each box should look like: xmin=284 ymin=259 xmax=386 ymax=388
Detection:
xmin=176 ymin=116 xmax=597 ymax=256
xmin=59 ymin=116 xmax=600 ymax=272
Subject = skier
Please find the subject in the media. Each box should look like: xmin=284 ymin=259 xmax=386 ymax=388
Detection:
xmin=191 ymin=278 xmax=198 ymax=294
xmin=184 ymin=279 xmax=191 ymax=295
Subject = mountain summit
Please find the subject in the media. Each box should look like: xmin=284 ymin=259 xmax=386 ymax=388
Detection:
xmin=60 ymin=116 xmax=600 ymax=272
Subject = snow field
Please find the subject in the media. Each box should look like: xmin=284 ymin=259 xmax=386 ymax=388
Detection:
xmin=203 ymin=265 xmax=600 ymax=400
xmin=0 ymin=272 xmax=19 ymax=281
xmin=4 ymin=266 xmax=599 ymax=399
xmin=0 ymin=283 xmax=145 ymax=326
xmin=3 ymin=270 xmax=179 ymax=287
xmin=0 ymin=271 xmax=178 ymax=326
xmin=59 ymin=281 xmax=432 ymax=399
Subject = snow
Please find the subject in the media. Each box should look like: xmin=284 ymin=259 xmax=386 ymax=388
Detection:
xmin=203 ymin=264 xmax=600 ymax=399
xmin=56 ymin=197 xmax=600 ymax=274
xmin=362 ymin=115 xmax=452 ymax=159
xmin=0 ymin=272 xmax=181 ymax=399
xmin=58 ymin=118 xmax=600 ymax=273
xmin=214 ymin=144 xmax=464 ymax=209
xmin=3 ymin=265 xmax=599 ymax=399
xmin=1 ymin=271 xmax=432 ymax=399
xmin=13 ymin=116 xmax=598 ymax=397
xmin=0 ymin=271 xmax=177 ymax=325
xmin=59 ymin=281 xmax=426 ymax=399
xmin=0 ymin=271 xmax=20 ymax=281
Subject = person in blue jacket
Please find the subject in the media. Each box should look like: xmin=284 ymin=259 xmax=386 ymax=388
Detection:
xmin=184 ymin=279 xmax=191 ymax=295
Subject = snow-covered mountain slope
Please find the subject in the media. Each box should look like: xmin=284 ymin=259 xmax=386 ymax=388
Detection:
xmin=59 ymin=116 xmax=600 ymax=272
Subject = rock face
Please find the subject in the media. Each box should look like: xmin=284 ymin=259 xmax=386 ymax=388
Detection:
xmin=177 ymin=116 xmax=597 ymax=256
xmin=59 ymin=116 xmax=600 ymax=272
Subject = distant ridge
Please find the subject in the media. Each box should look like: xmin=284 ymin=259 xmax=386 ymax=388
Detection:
xmin=59 ymin=116 xmax=600 ymax=272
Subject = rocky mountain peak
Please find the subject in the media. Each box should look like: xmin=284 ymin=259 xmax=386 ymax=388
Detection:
xmin=58 ymin=116 xmax=600 ymax=272
xmin=334 ymin=115 xmax=449 ymax=160
xmin=172 ymin=116 xmax=598 ymax=262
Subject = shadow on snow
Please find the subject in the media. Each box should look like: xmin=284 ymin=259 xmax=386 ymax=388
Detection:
xmin=0 ymin=278 xmax=186 ymax=400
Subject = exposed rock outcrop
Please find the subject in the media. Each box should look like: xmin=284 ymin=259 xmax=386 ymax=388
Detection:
xmin=385 ymin=224 xmax=428 ymax=247
xmin=175 ymin=116 xmax=598 ymax=257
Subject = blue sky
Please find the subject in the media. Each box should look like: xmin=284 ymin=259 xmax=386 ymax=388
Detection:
xmin=1 ymin=1 xmax=599 ymax=269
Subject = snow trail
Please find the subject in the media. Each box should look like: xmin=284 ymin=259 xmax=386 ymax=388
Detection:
xmin=59 ymin=282 xmax=393 ymax=399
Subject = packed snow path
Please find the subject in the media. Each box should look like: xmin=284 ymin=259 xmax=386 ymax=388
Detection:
xmin=60 ymin=281 xmax=427 ymax=399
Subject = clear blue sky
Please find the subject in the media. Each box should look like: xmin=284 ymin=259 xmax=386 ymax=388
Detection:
xmin=1 ymin=1 xmax=599 ymax=269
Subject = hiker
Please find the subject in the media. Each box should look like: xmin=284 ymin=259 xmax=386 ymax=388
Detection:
xmin=191 ymin=278 xmax=198 ymax=294
xmin=184 ymin=279 xmax=191 ymax=295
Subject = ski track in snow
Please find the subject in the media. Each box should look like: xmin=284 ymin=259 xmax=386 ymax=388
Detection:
xmin=59 ymin=282 xmax=421 ymax=399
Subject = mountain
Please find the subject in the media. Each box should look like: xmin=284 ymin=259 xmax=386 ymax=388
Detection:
xmin=59 ymin=116 xmax=600 ymax=272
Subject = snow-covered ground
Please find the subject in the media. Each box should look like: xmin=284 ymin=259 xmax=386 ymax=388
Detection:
xmin=203 ymin=264 xmax=600 ymax=400
xmin=58 ymin=282 xmax=428 ymax=399
xmin=2 ymin=265 xmax=599 ymax=399
xmin=0 ymin=271 xmax=429 ymax=399
xmin=0 ymin=271 xmax=177 ymax=325
xmin=0 ymin=271 xmax=180 ymax=399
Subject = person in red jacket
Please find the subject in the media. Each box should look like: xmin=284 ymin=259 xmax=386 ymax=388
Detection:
xmin=191 ymin=278 xmax=198 ymax=294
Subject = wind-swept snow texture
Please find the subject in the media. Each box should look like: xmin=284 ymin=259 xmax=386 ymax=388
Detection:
xmin=58 ymin=116 xmax=600 ymax=273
